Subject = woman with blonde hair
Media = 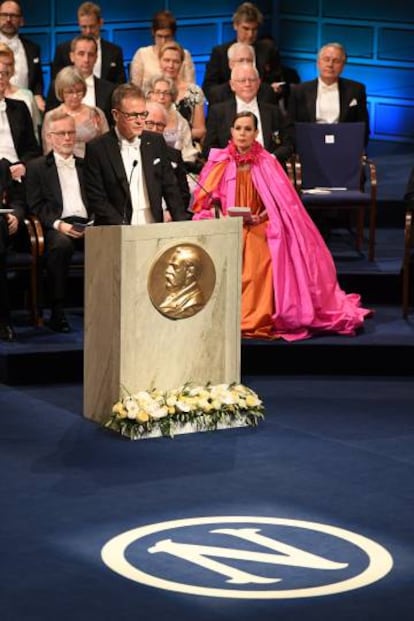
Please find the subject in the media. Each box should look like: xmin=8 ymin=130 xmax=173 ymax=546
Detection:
xmin=0 ymin=42 xmax=42 ymax=142
xmin=42 ymin=66 xmax=109 ymax=157
xmin=158 ymin=40 xmax=206 ymax=144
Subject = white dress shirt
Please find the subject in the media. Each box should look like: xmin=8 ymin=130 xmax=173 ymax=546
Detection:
xmin=54 ymin=153 xmax=88 ymax=226
xmin=82 ymin=74 xmax=96 ymax=107
xmin=117 ymin=131 xmax=153 ymax=225
xmin=316 ymin=79 xmax=340 ymax=123
xmin=0 ymin=99 xmax=19 ymax=162
xmin=93 ymin=38 xmax=102 ymax=79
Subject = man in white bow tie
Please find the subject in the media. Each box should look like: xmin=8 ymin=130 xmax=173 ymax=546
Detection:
xmin=288 ymin=42 xmax=370 ymax=146
xmin=202 ymin=62 xmax=294 ymax=165
xmin=84 ymin=83 xmax=190 ymax=225
xmin=25 ymin=110 xmax=92 ymax=332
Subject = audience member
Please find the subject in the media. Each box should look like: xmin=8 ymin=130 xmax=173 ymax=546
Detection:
xmin=0 ymin=157 xmax=26 ymax=341
xmin=51 ymin=2 xmax=126 ymax=84
xmin=84 ymin=83 xmax=190 ymax=225
xmin=146 ymin=75 xmax=200 ymax=170
xmin=130 ymin=9 xmax=195 ymax=92
xmin=288 ymin=42 xmax=370 ymax=146
xmin=25 ymin=111 xmax=91 ymax=333
xmin=0 ymin=0 xmax=45 ymax=111
xmin=0 ymin=57 xmax=40 ymax=182
xmin=202 ymin=63 xmax=294 ymax=164
xmin=158 ymin=41 xmax=206 ymax=144
xmin=207 ymin=42 xmax=278 ymax=106
xmin=0 ymin=42 xmax=41 ymax=141
xmin=46 ymin=34 xmax=115 ymax=126
xmin=192 ymin=111 xmax=371 ymax=341
xmin=202 ymin=2 xmax=283 ymax=103
xmin=144 ymin=100 xmax=191 ymax=219
xmin=42 ymin=66 xmax=109 ymax=158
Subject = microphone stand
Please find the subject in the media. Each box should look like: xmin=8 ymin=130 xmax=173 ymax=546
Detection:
xmin=188 ymin=173 xmax=222 ymax=219
xmin=122 ymin=160 xmax=138 ymax=224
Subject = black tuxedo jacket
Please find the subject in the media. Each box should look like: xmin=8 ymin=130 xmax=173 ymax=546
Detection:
xmin=25 ymin=152 xmax=90 ymax=230
xmin=51 ymin=38 xmax=126 ymax=84
xmin=202 ymin=39 xmax=282 ymax=102
xmin=20 ymin=36 xmax=44 ymax=97
xmin=167 ymin=145 xmax=190 ymax=210
xmin=84 ymin=129 xmax=190 ymax=225
xmin=288 ymin=78 xmax=370 ymax=145
xmin=202 ymin=98 xmax=294 ymax=163
xmin=4 ymin=98 xmax=41 ymax=162
xmin=45 ymin=76 xmax=115 ymax=126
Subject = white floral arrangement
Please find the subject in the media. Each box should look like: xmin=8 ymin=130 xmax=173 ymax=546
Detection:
xmin=104 ymin=382 xmax=265 ymax=440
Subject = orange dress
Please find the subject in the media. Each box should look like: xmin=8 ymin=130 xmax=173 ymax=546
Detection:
xmin=236 ymin=166 xmax=276 ymax=339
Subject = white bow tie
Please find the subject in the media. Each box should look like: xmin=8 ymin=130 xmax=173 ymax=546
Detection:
xmin=56 ymin=157 xmax=75 ymax=169
xmin=0 ymin=99 xmax=6 ymax=112
xmin=120 ymin=138 xmax=140 ymax=149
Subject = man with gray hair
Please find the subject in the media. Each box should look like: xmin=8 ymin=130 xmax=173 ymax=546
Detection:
xmin=202 ymin=62 xmax=294 ymax=164
xmin=288 ymin=42 xmax=369 ymax=145
xmin=208 ymin=41 xmax=278 ymax=106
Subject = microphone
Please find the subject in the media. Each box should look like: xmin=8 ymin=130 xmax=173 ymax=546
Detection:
xmin=122 ymin=159 xmax=138 ymax=224
xmin=187 ymin=172 xmax=221 ymax=219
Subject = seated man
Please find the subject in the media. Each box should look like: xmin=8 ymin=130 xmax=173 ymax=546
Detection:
xmin=0 ymin=158 xmax=26 ymax=341
xmin=51 ymin=1 xmax=126 ymax=84
xmin=288 ymin=42 xmax=370 ymax=146
xmin=25 ymin=110 xmax=92 ymax=333
xmin=207 ymin=42 xmax=278 ymax=106
xmin=202 ymin=63 xmax=294 ymax=165
xmin=202 ymin=2 xmax=283 ymax=102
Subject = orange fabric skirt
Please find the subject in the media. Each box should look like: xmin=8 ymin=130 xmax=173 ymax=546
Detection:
xmin=237 ymin=168 xmax=277 ymax=339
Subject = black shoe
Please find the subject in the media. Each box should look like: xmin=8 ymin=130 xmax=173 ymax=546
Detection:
xmin=48 ymin=312 xmax=71 ymax=333
xmin=0 ymin=322 xmax=16 ymax=341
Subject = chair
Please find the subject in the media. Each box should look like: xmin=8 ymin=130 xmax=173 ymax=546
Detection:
xmin=293 ymin=122 xmax=377 ymax=261
xmin=402 ymin=169 xmax=414 ymax=318
xmin=5 ymin=216 xmax=42 ymax=326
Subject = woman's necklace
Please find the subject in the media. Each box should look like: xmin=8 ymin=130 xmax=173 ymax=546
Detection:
xmin=63 ymin=105 xmax=82 ymax=117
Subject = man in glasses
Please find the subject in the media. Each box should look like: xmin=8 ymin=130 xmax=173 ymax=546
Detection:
xmin=203 ymin=63 xmax=294 ymax=165
xmin=51 ymin=2 xmax=125 ymax=85
xmin=84 ymin=83 xmax=190 ymax=226
xmin=25 ymin=111 xmax=91 ymax=333
xmin=0 ymin=0 xmax=45 ymax=112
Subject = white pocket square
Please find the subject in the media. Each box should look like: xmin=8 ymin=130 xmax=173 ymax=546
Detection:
xmin=110 ymin=62 xmax=116 ymax=67
xmin=153 ymin=158 xmax=161 ymax=166
xmin=171 ymin=161 xmax=178 ymax=169
xmin=349 ymin=98 xmax=358 ymax=107
xmin=33 ymin=57 xmax=39 ymax=64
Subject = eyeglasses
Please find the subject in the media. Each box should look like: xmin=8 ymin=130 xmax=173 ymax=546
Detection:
xmin=152 ymin=89 xmax=172 ymax=97
xmin=154 ymin=34 xmax=172 ymax=41
xmin=116 ymin=109 xmax=149 ymax=120
xmin=63 ymin=88 xmax=85 ymax=96
xmin=0 ymin=12 xmax=21 ymax=19
xmin=0 ymin=70 xmax=12 ymax=78
xmin=144 ymin=120 xmax=167 ymax=131
xmin=233 ymin=78 xmax=258 ymax=84
xmin=49 ymin=131 xmax=77 ymax=138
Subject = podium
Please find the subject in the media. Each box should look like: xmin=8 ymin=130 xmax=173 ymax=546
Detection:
xmin=83 ymin=219 xmax=243 ymax=423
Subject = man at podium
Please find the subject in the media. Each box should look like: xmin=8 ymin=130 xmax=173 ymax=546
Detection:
xmin=84 ymin=83 xmax=190 ymax=225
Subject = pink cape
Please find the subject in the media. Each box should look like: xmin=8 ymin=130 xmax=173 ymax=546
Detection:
xmin=192 ymin=142 xmax=372 ymax=341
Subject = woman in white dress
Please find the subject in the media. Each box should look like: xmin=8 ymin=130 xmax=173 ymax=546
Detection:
xmin=129 ymin=10 xmax=195 ymax=92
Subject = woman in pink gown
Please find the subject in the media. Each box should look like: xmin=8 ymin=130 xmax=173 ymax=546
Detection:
xmin=191 ymin=111 xmax=372 ymax=342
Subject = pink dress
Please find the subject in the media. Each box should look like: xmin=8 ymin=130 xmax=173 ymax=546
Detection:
xmin=192 ymin=141 xmax=372 ymax=342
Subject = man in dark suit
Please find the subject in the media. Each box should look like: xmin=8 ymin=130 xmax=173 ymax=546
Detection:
xmin=46 ymin=34 xmax=115 ymax=126
xmin=51 ymin=1 xmax=125 ymax=85
xmin=84 ymin=83 xmax=190 ymax=226
xmin=0 ymin=157 xmax=26 ymax=340
xmin=203 ymin=63 xmax=294 ymax=165
xmin=202 ymin=2 xmax=283 ymax=103
xmin=207 ymin=42 xmax=278 ymax=107
xmin=0 ymin=0 xmax=45 ymax=111
xmin=144 ymin=101 xmax=190 ymax=216
xmin=288 ymin=42 xmax=370 ymax=146
xmin=26 ymin=110 xmax=92 ymax=333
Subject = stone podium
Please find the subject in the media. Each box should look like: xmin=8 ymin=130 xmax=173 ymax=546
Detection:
xmin=83 ymin=218 xmax=242 ymax=423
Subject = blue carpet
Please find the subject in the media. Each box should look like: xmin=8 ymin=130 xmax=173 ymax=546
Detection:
xmin=1 ymin=376 xmax=414 ymax=620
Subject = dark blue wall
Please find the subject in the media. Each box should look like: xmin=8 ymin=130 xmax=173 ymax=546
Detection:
xmin=20 ymin=0 xmax=413 ymax=144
